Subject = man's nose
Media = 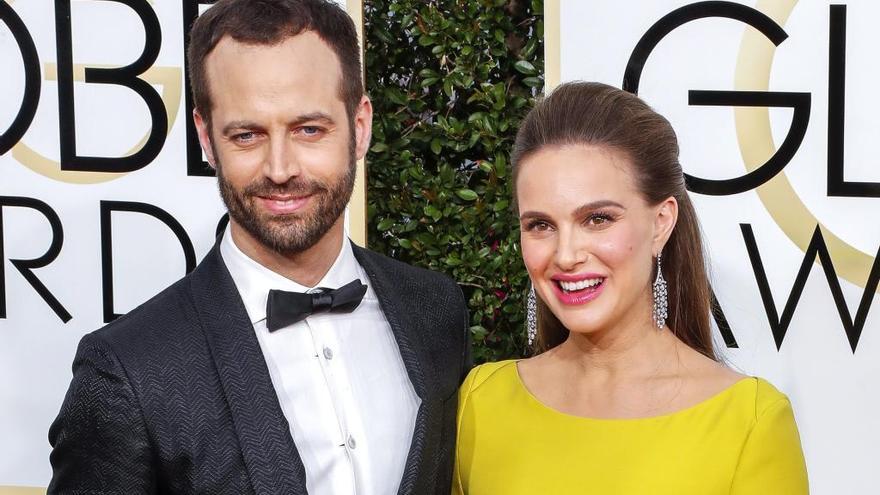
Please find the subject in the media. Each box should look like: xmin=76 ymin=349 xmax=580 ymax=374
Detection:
xmin=264 ymin=135 xmax=302 ymax=184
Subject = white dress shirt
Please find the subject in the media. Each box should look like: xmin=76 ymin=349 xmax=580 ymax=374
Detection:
xmin=220 ymin=228 xmax=420 ymax=495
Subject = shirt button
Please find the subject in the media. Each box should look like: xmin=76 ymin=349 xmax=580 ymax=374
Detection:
xmin=323 ymin=347 xmax=334 ymax=360
xmin=347 ymin=435 xmax=357 ymax=450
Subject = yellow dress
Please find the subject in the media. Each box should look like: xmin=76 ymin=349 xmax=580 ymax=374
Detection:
xmin=453 ymin=360 xmax=809 ymax=495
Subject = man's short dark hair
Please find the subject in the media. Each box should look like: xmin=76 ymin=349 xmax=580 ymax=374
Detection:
xmin=187 ymin=0 xmax=363 ymax=125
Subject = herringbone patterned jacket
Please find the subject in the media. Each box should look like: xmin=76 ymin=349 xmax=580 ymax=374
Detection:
xmin=48 ymin=242 xmax=471 ymax=494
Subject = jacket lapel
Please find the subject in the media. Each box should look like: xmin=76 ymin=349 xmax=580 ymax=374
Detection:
xmin=190 ymin=246 xmax=308 ymax=495
xmin=353 ymin=244 xmax=444 ymax=495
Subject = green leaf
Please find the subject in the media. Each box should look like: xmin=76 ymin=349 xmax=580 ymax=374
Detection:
xmin=514 ymin=60 xmax=536 ymax=75
xmin=495 ymin=154 xmax=508 ymax=178
xmin=424 ymin=205 xmax=443 ymax=220
xmin=444 ymin=256 xmax=463 ymax=267
xmin=456 ymin=189 xmax=479 ymax=201
xmin=440 ymin=164 xmax=454 ymax=182
xmin=492 ymin=83 xmax=505 ymax=101
xmin=443 ymin=79 xmax=454 ymax=97
xmin=523 ymin=38 xmax=538 ymax=60
xmin=377 ymin=218 xmax=395 ymax=231
xmin=430 ymin=138 xmax=443 ymax=155
xmin=522 ymin=76 xmax=542 ymax=87
xmin=470 ymin=325 xmax=489 ymax=340
xmin=385 ymin=89 xmax=409 ymax=106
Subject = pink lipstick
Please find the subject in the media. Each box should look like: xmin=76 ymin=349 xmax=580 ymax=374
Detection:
xmin=550 ymin=273 xmax=606 ymax=305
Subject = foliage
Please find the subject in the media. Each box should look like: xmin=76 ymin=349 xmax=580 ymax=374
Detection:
xmin=364 ymin=0 xmax=544 ymax=362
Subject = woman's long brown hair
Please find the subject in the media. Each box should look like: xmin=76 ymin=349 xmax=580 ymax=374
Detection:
xmin=512 ymin=82 xmax=716 ymax=360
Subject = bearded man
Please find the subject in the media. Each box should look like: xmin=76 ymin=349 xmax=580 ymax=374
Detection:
xmin=47 ymin=1 xmax=470 ymax=493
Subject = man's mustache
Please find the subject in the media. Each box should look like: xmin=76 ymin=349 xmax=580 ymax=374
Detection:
xmin=243 ymin=179 xmax=328 ymax=198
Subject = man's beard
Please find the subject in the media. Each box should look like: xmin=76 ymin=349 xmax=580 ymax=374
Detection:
xmin=216 ymin=152 xmax=356 ymax=256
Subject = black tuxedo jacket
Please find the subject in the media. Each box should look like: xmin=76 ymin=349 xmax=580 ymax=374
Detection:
xmin=48 ymin=243 xmax=471 ymax=494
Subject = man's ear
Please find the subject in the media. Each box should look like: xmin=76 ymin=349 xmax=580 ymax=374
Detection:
xmin=352 ymin=95 xmax=373 ymax=161
xmin=193 ymin=109 xmax=217 ymax=169
xmin=653 ymin=196 xmax=679 ymax=255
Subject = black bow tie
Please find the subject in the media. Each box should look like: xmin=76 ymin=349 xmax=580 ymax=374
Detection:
xmin=265 ymin=279 xmax=368 ymax=331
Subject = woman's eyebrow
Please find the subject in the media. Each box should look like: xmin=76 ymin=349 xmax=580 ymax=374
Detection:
xmin=572 ymin=200 xmax=625 ymax=217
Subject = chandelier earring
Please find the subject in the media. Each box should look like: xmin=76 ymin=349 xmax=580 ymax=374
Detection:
xmin=526 ymin=284 xmax=538 ymax=346
xmin=652 ymin=252 xmax=668 ymax=329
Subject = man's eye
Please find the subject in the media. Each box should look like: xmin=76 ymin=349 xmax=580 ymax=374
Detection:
xmin=234 ymin=132 xmax=256 ymax=142
xmin=301 ymin=126 xmax=322 ymax=136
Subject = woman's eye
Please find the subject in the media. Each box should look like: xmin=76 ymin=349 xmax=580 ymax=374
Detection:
xmin=586 ymin=213 xmax=613 ymax=226
xmin=526 ymin=220 xmax=552 ymax=232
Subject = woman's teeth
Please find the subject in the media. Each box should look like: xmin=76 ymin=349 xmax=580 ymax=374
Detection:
xmin=558 ymin=278 xmax=603 ymax=292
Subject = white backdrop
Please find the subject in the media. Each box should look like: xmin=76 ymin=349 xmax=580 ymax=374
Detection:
xmin=4 ymin=0 xmax=879 ymax=492
xmin=0 ymin=0 xmax=359 ymax=489
xmin=551 ymin=1 xmax=878 ymax=493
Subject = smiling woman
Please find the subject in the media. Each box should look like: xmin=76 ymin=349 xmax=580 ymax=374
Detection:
xmin=512 ymin=83 xmax=711 ymax=356
xmin=452 ymin=82 xmax=810 ymax=495
xmin=516 ymin=145 xmax=678 ymax=338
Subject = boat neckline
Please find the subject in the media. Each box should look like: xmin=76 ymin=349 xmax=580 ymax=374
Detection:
xmin=510 ymin=359 xmax=755 ymax=422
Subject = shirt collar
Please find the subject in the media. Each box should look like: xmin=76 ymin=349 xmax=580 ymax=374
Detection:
xmin=220 ymin=226 xmax=369 ymax=325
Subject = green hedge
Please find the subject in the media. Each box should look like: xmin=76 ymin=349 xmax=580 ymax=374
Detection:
xmin=364 ymin=0 xmax=544 ymax=362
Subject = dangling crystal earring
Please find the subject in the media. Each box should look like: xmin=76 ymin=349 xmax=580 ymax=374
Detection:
xmin=526 ymin=284 xmax=538 ymax=346
xmin=652 ymin=253 xmax=668 ymax=329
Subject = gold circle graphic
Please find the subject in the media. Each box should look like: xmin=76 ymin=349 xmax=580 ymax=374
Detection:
xmin=11 ymin=64 xmax=182 ymax=184
xmin=735 ymin=0 xmax=876 ymax=291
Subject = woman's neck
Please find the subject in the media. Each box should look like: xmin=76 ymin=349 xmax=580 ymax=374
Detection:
xmin=552 ymin=319 xmax=681 ymax=383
